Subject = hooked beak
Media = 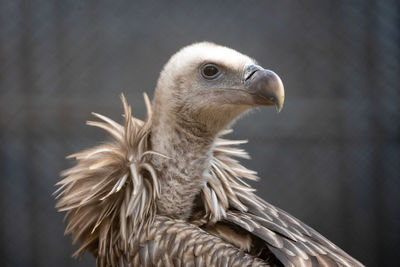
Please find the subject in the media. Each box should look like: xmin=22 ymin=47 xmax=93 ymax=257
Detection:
xmin=243 ymin=65 xmax=285 ymax=113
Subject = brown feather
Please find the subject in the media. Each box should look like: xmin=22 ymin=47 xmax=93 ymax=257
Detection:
xmin=56 ymin=94 xmax=364 ymax=266
xmin=56 ymin=94 xmax=265 ymax=265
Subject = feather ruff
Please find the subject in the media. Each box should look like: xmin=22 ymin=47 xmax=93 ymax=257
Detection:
xmin=55 ymin=94 xmax=263 ymax=260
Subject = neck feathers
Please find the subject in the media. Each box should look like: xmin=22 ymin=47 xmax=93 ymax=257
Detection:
xmin=150 ymin=113 xmax=215 ymax=219
xmin=55 ymin=94 xmax=263 ymax=264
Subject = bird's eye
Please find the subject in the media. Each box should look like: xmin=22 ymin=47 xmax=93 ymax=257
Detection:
xmin=201 ymin=64 xmax=220 ymax=79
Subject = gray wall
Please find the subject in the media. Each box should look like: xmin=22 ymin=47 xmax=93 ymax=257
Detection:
xmin=0 ymin=1 xmax=399 ymax=266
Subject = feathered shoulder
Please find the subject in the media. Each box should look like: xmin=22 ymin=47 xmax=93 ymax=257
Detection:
xmin=55 ymin=94 xmax=262 ymax=258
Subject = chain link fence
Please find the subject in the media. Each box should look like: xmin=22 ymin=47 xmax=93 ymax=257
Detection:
xmin=0 ymin=1 xmax=399 ymax=266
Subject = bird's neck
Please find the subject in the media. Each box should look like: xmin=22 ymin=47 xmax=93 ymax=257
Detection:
xmin=150 ymin=113 xmax=216 ymax=219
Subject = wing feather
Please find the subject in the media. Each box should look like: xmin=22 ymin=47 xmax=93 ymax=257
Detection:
xmin=133 ymin=216 xmax=271 ymax=266
xmin=219 ymin=205 xmax=364 ymax=267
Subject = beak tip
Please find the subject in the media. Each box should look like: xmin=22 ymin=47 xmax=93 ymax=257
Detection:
xmin=275 ymin=101 xmax=283 ymax=113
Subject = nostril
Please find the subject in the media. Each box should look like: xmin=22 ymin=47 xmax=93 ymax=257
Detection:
xmin=243 ymin=64 xmax=263 ymax=82
xmin=244 ymin=69 xmax=258 ymax=81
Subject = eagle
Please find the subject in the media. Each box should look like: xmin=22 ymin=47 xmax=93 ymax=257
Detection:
xmin=55 ymin=42 xmax=363 ymax=267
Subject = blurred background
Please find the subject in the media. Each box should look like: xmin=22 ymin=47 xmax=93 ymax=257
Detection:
xmin=0 ymin=0 xmax=399 ymax=266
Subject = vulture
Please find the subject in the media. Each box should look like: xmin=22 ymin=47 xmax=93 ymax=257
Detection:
xmin=55 ymin=42 xmax=363 ymax=267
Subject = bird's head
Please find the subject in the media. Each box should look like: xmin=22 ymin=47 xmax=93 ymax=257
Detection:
xmin=152 ymin=42 xmax=284 ymax=135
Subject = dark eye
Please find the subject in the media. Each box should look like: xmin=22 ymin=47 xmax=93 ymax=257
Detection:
xmin=201 ymin=64 xmax=220 ymax=79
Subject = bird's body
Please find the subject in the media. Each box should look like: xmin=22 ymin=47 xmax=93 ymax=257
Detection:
xmin=56 ymin=42 xmax=363 ymax=266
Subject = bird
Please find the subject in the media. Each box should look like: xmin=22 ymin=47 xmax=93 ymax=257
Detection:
xmin=55 ymin=42 xmax=364 ymax=267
